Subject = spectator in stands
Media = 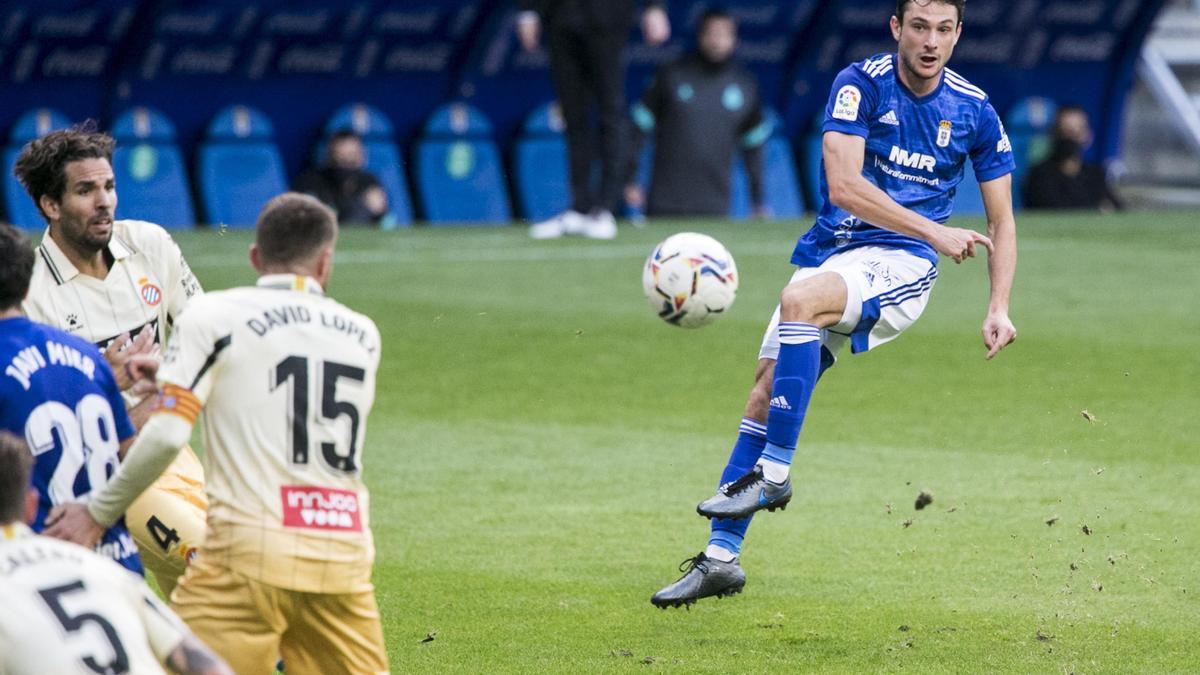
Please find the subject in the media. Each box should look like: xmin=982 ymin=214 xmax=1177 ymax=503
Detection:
xmin=624 ymin=8 xmax=771 ymax=218
xmin=1023 ymin=105 xmax=1123 ymax=211
xmin=519 ymin=0 xmax=671 ymax=239
xmin=295 ymin=130 xmax=389 ymax=225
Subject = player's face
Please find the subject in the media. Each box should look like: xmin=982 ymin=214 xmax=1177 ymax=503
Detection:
xmin=47 ymin=158 xmax=117 ymax=254
xmin=698 ymin=18 xmax=737 ymax=64
xmin=891 ymin=1 xmax=961 ymax=84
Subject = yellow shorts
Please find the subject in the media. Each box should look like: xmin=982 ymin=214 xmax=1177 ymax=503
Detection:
xmin=172 ymin=556 xmax=389 ymax=675
xmin=126 ymin=444 xmax=207 ymax=596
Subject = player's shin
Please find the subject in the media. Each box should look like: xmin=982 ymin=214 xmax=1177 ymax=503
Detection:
xmin=706 ymin=418 xmax=767 ymax=561
xmin=759 ymin=323 xmax=822 ymax=483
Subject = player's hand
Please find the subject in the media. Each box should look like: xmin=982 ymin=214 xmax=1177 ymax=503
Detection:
xmin=933 ymin=226 xmax=993 ymax=264
xmin=44 ymin=503 xmax=105 ymax=549
xmin=125 ymin=354 xmax=162 ymax=397
xmin=641 ymin=6 xmax=671 ymax=45
xmin=105 ymin=326 xmax=157 ymax=391
xmin=516 ymin=13 xmax=541 ymax=52
xmin=982 ymin=311 xmax=1017 ymax=360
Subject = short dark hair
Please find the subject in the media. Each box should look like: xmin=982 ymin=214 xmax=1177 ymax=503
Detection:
xmin=328 ymin=129 xmax=362 ymax=145
xmin=896 ymin=0 xmax=965 ymax=23
xmin=0 ymin=223 xmax=35 ymax=311
xmin=698 ymin=7 xmax=734 ymax=32
xmin=12 ymin=123 xmax=115 ymax=222
xmin=0 ymin=431 xmax=33 ymax=525
xmin=255 ymin=192 xmax=338 ymax=267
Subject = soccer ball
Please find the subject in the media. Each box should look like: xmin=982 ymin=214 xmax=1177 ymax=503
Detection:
xmin=642 ymin=232 xmax=738 ymax=328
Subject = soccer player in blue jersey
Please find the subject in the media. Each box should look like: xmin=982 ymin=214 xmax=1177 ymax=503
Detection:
xmin=652 ymin=0 xmax=1019 ymax=607
xmin=0 ymin=223 xmax=143 ymax=574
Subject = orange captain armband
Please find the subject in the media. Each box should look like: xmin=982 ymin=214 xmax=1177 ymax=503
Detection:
xmin=155 ymin=383 xmax=202 ymax=424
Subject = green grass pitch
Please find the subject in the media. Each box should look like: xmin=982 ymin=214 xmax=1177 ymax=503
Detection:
xmin=178 ymin=210 xmax=1199 ymax=673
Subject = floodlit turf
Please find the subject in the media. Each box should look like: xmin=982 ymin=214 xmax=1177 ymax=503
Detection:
xmin=177 ymin=210 xmax=1200 ymax=673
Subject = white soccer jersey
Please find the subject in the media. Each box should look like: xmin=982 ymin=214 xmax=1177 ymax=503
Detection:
xmin=156 ymin=274 xmax=381 ymax=594
xmin=22 ymin=219 xmax=202 ymax=359
xmin=0 ymin=523 xmax=184 ymax=675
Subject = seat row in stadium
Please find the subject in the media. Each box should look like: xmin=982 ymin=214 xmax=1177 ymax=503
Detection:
xmin=3 ymin=97 xmax=1059 ymax=229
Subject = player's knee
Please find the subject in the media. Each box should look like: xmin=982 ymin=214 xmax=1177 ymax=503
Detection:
xmin=780 ymin=283 xmax=822 ymax=324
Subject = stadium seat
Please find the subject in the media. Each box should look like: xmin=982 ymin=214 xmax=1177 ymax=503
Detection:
xmin=414 ymin=103 xmax=511 ymax=225
xmin=321 ymin=103 xmax=413 ymax=228
xmin=513 ymin=101 xmax=569 ymax=221
xmin=110 ymin=107 xmax=195 ymax=229
xmin=1006 ymin=96 xmax=1058 ymax=209
xmin=197 ymin=105 xmax=288 ymax=228
xmin=4 ymin=108 xmax=72 ymax=229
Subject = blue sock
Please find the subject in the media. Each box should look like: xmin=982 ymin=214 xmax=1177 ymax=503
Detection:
xmin=761 ymin=322 xmax=822 ymax=476
xmin=707 ymin=417 xmax=767 ymax=557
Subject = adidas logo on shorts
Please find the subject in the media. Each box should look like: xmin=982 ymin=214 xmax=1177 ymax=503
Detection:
xmin=769 ymin=396 xmax=792 ymax=410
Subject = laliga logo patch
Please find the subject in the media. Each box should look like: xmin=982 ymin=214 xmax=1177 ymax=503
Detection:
xmin=138 ymin=277 xmax=162 ymax=306
xmin=937 ymin=120 xmax=952 ymax=148
xmin=832 ymin=85 xmax=861 ymax=121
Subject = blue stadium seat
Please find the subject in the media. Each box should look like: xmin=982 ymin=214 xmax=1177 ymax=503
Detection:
xmin=4 ymin=108 xmax=72 ymax=229
xmin=1006 ymin=96 xmax=1057 ymax=209
xmin=414 ymin=103 xmax=511 ymax=225
xmin=110 ymin=107 xmax=195 ymax=229
xmin=197 ymin=105 xmax=287 ymax=228
xmin=321 ymin=103 xmax=413 ymax=228
xmin=513 ymin=101 xmax=569 ymax=221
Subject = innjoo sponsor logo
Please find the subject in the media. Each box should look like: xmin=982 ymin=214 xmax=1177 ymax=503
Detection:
xmin=281 ymin=486 xmax=363 ymax=532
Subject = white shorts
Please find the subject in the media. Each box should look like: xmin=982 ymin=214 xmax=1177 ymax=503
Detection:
xmin=759 ymin=246 xmax=938 ymax=363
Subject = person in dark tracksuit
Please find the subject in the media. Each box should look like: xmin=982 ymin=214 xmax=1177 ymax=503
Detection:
xmin=519 ymin=0 xmax=671 ymax=239
xmin=625 ymin=9 xmax=773 ymax=218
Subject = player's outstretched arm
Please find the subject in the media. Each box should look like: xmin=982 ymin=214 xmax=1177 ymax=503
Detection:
xmin=823 ymin=131 xmax=993 ymax=263
xmin=978 ymin=174 xmax=1018 ymax=359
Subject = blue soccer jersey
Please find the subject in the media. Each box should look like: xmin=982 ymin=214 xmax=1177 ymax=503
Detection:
xmin=792 ymin=53 xmax=1016 ymax=267
xmin=0 ymin=316 xmax=142 ymax=574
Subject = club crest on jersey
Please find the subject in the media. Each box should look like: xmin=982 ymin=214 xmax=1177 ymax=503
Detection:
xmin=832 ymin=85 xmax=861 ymax=121
xmin=937 ymin=120 xmax=952 ymax=148
xmin=139 ymin=278 xmax=162 ymax=306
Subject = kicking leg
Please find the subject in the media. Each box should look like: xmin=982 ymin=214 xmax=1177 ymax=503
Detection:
xmin=698 ymin=272 xmax=847 ymax=521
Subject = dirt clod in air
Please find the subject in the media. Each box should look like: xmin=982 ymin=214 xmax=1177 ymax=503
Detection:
xmin=915 ymin=491 xmax=934 ymax=510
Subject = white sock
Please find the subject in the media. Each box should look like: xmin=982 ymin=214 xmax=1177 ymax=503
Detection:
xmin=705 ymin=544 xmax=737 ymax=562
xmin=757 ymin=459 xmax=790 ymax=484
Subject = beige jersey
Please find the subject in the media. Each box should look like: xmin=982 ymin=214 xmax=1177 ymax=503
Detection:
xmin=157 ymin=274 xmax=381 ymax=594
xmin=0 ymin=523 xmax=184 ymax=675
xmin=23 ymin=219 xmax=203 ymax=367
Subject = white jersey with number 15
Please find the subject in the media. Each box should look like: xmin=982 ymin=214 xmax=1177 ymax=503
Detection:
xmin=155 ymin=273 xmax=381 ymax=595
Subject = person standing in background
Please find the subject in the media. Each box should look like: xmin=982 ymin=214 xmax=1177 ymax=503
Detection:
xmin=1023 ymin=105 xmax=1123 ymax=211
xmin=519 ymin=0 xmax=671 ymax=239
xmin=624 ymin=8 xmax=772 ymax=218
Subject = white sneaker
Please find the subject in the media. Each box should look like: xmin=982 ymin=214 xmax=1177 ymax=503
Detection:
xmin=529 ymin=210 xmax=586 ymax=239
xmin=582 ymin=210 xmax=618 ymax=240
